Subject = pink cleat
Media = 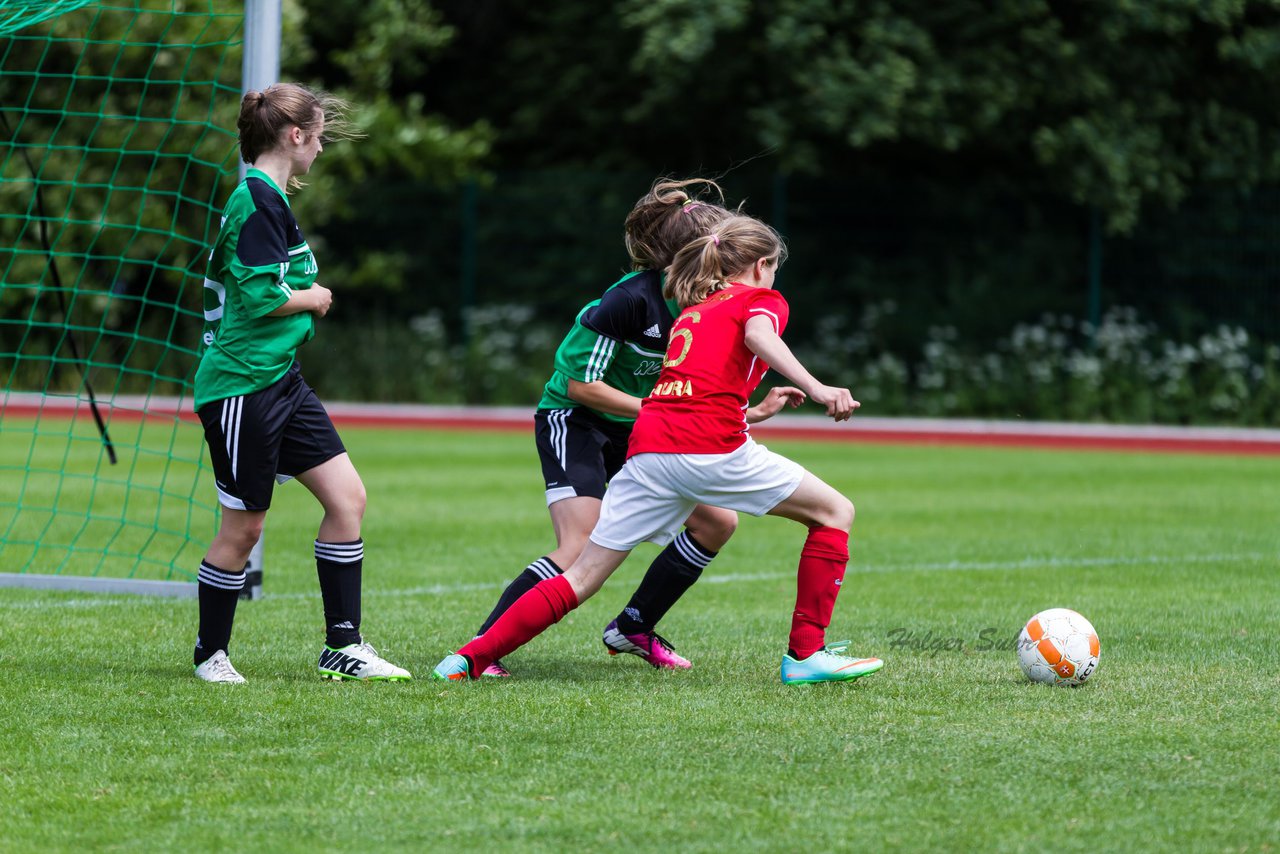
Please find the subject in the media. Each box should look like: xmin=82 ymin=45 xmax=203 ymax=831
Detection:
xmin=602 ymin=619 xmax=692 ymax=670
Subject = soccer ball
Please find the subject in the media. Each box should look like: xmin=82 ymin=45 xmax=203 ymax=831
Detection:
xmin=1016 ymin=608 xmax=1099 ymax=686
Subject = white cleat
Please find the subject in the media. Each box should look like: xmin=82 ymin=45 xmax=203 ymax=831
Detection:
xmin=194 ymin=649 xmax=246 ymax=683
xmin=318 ymin=641 xmax=411 ymax=681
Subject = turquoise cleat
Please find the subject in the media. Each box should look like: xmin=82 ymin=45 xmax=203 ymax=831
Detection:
xmin=780 ymin=641 xmax=883 ymax=685
xmin=431 ymin=653 xmax=474 ymax=682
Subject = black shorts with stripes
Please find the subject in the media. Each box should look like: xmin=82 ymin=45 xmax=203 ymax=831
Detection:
xmin=534 ymin=407 xmax=633 ymax=504
xmin=197 ymin=361 xmax=345 ymax=511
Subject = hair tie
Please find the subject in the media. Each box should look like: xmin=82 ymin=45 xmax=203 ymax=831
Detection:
xmin=681 ymin=202 xmax=704 ymax=214
xmin=712 ymin=235 xmax=720 ymax=246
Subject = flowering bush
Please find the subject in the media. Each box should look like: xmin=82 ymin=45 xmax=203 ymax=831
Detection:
xmin=301 ymin=304 xmax=558 ymax=405
xmin=796 ymin=304 xmax=1280 ymax=425
xmin=300 ymin=301 xmax=1278 ymax=425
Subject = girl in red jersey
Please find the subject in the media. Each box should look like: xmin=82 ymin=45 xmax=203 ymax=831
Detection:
xmin=432 ymin=214 xmax=883 ymax=685
xmin=470 ymin=178 xmax=783 ymax=678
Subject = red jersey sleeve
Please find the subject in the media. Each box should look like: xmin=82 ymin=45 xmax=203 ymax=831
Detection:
xmin=742 ymin=287 xmax=789 ymax=337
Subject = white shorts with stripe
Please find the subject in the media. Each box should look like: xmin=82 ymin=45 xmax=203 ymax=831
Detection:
xmin=590 ymin=439 xmax=805 ymax=551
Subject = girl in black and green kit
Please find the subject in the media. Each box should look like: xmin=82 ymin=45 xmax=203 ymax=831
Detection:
xmin=192 ymin=83 xmax=409 ymax=684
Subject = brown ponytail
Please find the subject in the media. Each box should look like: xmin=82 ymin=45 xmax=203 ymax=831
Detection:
xmin=236 ymin=82 xmax=359 ymax=171
xmin=623 ymin=177 xmax=732 ymax=271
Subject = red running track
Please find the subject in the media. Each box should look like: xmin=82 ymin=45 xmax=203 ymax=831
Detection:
xmin=4 ymin=394 xmax=1280 ymax=456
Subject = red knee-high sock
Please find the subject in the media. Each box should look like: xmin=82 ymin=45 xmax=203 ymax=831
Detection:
xmin=788 ymin=526 xmax=850 ymax=659
xmin=458 ymin=574 xmax=579 ymax=674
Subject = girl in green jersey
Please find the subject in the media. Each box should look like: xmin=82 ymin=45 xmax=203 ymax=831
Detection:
xmin=192 ymin=83 xmax=409 ymax=684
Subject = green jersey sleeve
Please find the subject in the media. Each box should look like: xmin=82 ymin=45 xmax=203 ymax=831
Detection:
xmin=552 ymin=303 xmax=619 ymax=383
xmin=536 ymin=273 xmax=670 ymax=422
xmin=228 ymin=208 xmax=292 ymax=319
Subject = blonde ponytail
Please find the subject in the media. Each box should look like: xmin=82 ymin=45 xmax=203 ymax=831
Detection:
xmin=665 ymin=215 xmax=787 ymax=308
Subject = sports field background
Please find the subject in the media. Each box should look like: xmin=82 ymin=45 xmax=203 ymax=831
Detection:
xmin=2 ymin=424 xmax=1278 ymax=851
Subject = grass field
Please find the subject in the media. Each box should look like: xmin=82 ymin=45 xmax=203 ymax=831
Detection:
xmin=2 ymin=424 xmax=1278 ymax=852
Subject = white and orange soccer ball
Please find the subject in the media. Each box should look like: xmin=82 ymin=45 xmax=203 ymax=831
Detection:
xmin=1017 ymin=608 xmax=1100 ymax=686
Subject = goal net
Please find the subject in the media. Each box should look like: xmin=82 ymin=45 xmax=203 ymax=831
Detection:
xmin=0 ymin=0 xmax=245 ymax=593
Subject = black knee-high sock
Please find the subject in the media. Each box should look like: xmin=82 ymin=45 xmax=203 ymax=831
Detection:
xmin=315 ymin=539 xmax=363 ymax=648
xmin=616 ymin=531 xmax=716 ymax=635
xmin=195 ymin=560 xmax=245 ymax=665
xmin=476 ymin=556 xmax=562 ymax=636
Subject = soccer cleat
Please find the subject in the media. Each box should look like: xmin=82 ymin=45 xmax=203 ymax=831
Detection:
xmin=602 ymin=619 xmax=692 ymax=670
xmin=480 ymin=659 xmax=511 ymax=678
xmin=317 ymin=641 xmax=411 ymax=681
xmin=194 ymin=649 xmax=245 ymax=684
xmin=780 ymin=641 xmax=883 ymax=685
xmin=430 ymin=653 xmax=474 ymax=682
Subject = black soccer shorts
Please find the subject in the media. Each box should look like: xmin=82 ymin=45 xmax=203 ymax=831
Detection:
xmin=197 ymin=361 xmax=346 ymax=511
xmin=533 ymin=407 xmax=633 ymax=505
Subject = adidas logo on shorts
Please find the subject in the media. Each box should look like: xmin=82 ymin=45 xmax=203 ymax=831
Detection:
xmin=643 ymin=324 xmax=661 ymax=338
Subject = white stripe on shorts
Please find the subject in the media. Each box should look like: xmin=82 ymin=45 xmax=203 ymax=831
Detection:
xmin=545 ymin=485 xmax=577 ymax=506
xmin=222 ymin=396 xmax=243 ymax=480
xmin=550 ymin=408 xmax=569 ymax=470
xmin=215 ymin=484 xmax=247 ymax=511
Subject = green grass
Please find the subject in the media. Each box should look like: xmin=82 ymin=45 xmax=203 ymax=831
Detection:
xmin=2 ymin=427 xmax=1279 ymax=852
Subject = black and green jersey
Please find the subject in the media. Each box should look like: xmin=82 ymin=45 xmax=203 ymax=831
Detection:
xmin=194 ymin=168 xmax=318 ymax=411
xmin=538 ymin=270 xmax=680 ymax=423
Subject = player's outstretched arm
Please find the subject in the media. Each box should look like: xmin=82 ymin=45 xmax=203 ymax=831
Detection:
xmin=743 ymin=316 xmax=858 ymax=421
xmin=566 ymin=379 xmax=643 ymax=419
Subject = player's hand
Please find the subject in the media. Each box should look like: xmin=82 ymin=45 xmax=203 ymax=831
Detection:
xmin=309 ymin=283 xmax=333 ymax=317
xmin=747 ymin=386 xmax=806 ymax=423
xmin=809 ymin=384 xmax=859 ymax=421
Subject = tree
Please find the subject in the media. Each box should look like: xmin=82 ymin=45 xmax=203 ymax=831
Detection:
xmin=282 ymin=0 xmax=491 ymax=305
xmin=425 ymin=0 xmax=1280 ymax=232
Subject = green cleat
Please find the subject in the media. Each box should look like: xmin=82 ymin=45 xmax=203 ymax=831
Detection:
xmin=780 ymin=641 xmax=883 ymax=685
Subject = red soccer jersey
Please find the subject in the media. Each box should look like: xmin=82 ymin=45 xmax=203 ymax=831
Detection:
xmin=627 ymin=283 xmax=790 ymax=456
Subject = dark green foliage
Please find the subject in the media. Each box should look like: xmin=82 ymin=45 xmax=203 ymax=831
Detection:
xmin=7 ymin=1 xmax=1280 ymax=420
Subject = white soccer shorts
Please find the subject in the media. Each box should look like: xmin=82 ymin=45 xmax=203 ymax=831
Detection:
xmin=590 ymin=439 xmax=806 ymax=551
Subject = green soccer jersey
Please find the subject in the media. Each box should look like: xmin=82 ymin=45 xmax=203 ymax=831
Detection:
xmin=194 ymin=168 xmax=318 ymax=411
xmin=538 ymin=270 xmax=681 ymax=423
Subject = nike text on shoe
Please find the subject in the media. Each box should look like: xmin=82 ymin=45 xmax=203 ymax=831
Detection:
xmin=481 ymin=659 xmax=511 ymax=678
xmin=194 ymin=650 xmax=245 ymax=684
xmin=602 ymin=619 xmax=691 ymax=670
xmin=780 ymin=641 xmax=883 ymax=685
xmin=431 ymin=653 xmax=474 ymax=682
xmin=317 ymin=642 xmax=411 ymax=681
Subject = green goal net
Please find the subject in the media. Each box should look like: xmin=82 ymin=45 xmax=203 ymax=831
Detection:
xmin=0 ymin=1 xmax=244 ymax=592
